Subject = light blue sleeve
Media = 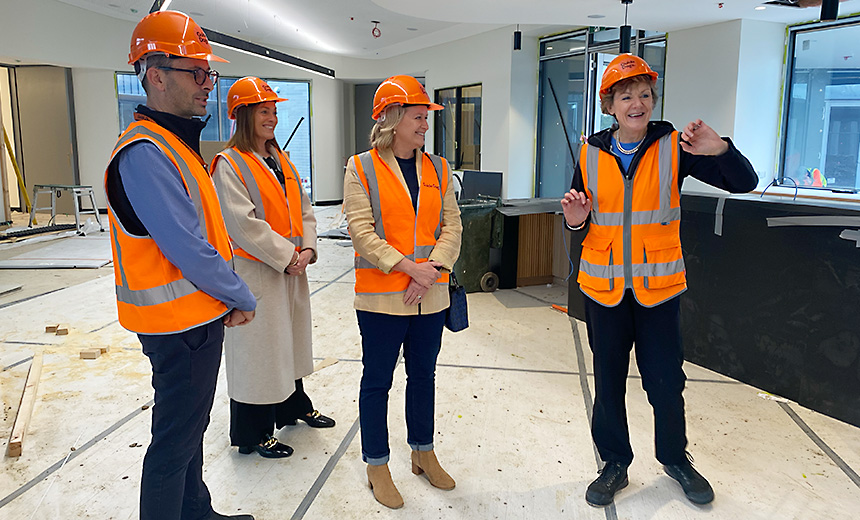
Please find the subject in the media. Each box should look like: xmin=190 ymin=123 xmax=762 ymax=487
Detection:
xmin=117 ymin=142 xmax=257 ymax=312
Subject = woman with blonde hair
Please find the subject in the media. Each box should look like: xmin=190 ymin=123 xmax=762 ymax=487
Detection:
xmin=343 ymin=75 xmax=462 ymax=509
xmin=211 ymin=76 xmax=334 ymax=459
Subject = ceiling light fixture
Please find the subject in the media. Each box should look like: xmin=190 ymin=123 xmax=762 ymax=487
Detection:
xmin=755 ymin=5 xmax=766 ymax=9
xmin=371 ymin=21 xmax=381 ymax=39
xmin=513 ymin=24 xmax=522 ymax=51
xmin=620 ymin=0 xmax=633 ymax=54
xmin=206 ymin=29 xmax=335 ymax=78
xmin=149 ymin=0 xmax=171 ymax=12
xmin=145 ymin=2 xmax=335 ymax=78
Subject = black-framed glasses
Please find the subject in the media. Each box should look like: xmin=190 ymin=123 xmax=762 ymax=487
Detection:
xmin=156 ymin=66 xmax=219 ymax=86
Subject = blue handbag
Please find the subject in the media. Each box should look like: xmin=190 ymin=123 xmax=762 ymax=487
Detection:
xmin=445 ymin=271 xmax=468 ymax=332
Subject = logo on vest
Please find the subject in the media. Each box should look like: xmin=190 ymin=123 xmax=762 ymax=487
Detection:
xmin=422 ymin=182 xmax=440 ymax=190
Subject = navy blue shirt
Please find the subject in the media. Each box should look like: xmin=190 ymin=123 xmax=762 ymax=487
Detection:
xmin=395 ymin=155 xmax=420 ymax=210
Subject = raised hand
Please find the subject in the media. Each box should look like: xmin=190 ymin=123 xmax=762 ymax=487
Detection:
xmin=680 ymin=119 xmax=729 ymax=156
xmin=561 ymin=189 xmax=592 ymax=228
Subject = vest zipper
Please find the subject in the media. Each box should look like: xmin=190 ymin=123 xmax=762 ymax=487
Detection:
xmin=623 ymin=176 xmax=634 ymax=289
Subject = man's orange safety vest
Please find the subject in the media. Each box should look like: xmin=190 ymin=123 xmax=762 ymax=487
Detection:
xmin=577 ymin=131 xmax=686 ymax=307
xmin=211 ymin=147 xmax=304 ymax=261
xmin=352 ymin=149 xmax=450 ymax=295
xmin=105 ymin=120 xmax=233 ymax=334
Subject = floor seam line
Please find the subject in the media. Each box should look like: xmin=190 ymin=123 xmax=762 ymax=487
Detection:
xmin=0 ymin=399 xmax=154 ymax=510
xmin=570 ymin=317 xmax=619 ymax=520
xmin=309 ymin=268 xmax=352 ymax=298
xmin=290 ymin=418 xmax=361 ymax=519
xmin=778 ymin=402 xmax=860 ymax=488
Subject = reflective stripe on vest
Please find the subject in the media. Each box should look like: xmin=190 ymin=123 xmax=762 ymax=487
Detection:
xmin=352 ymin=150 xmax=449 ymax=295
xmin=213 ymin=148 xmax=304 ymax=262
xmin=105 ymin=120 xmax=232 ymax=334
xmin=577 ymin=131 xmax=685 ymax=307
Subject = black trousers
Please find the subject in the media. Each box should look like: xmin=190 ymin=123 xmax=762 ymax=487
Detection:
xmin=139 ymin=319 xmax=224 ymax=520
xmin=229 ymin=379 xmax=314 ymax=447
xmin=584 ymin=290 xmax=688 ymax=466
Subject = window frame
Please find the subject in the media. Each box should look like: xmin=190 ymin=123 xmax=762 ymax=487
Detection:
xmin=433 ymin=83 xmax=482 ymax=170
xmin=114 ymin=72 xmax=313 ymax=197
xmin=534 ymin=29 xmax=666 ymax=198
xmin=777 ymin=17 xmax=860 ymax=195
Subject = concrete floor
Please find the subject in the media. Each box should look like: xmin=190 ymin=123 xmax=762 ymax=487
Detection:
xmin=1 ymin=206 xmax=859 ymax=519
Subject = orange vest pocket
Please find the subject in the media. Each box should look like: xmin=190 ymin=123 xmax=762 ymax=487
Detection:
xmin=641 ymin=233 xmax=682 ymax=264
xmin=578 ymin=234 xmax=615 ymax=291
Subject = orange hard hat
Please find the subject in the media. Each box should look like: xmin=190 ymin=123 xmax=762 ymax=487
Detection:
xmin=599 ymin=53 xmax=658 ymax=97
xmin=372 ymin=75 xmax=443 ymax=120
xmin=128 ymin=10 xmax=228 ymax=65
xmin=227 ymin=77 xmax=288 ymax=119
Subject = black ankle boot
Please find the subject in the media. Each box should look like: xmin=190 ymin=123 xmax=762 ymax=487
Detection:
xmin=664 ymin=462 xmax=714 ymax=504
xmin=585 ymin=461 xmax=629 ymax=507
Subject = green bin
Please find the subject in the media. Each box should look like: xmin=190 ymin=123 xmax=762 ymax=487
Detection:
xmin=453 ymin=198 xmax=501 ymax=293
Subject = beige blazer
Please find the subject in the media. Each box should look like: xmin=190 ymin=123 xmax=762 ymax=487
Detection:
xmin=343 ymin=147 xmax=462 ymax=316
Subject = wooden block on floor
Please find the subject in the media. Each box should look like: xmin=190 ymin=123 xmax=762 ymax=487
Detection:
xmin=45 ymin=324 xmax=59 ymax=333
xmin=55 ymin=324 xmax=69 ymax=336
xmin=80 ymin=348 xmax=101 ymax=360
xmin=7 ymin=353 xmax=43 ymax=458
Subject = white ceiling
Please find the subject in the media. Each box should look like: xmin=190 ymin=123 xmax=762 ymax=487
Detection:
xmin=55 ymin=0 xmax=860 ymax=60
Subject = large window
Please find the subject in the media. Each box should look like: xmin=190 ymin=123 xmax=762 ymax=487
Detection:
xmin=434 ymin=84 xmax=482 ymax=170
xmin=115 ymin=73 xmax=312 ymax=195
xmin=779 ymin=19 xmax=860 ymax=192
xmin=535 ymin=29 xmax=665 ymax=198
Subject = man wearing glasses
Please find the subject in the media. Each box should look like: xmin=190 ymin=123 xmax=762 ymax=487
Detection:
xmin=104 ymin=10 xmax=256 ymax=520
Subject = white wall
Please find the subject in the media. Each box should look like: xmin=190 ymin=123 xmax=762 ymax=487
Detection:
xmin=71 ymin=69 xmax=121 ymax=208
xmin=734 ymin=19 xmax=786 ymax=187
xmin=333 ymin=26 xmax=541 ymax=199
xmin=664 ymin=19 xmax=786 ymax=194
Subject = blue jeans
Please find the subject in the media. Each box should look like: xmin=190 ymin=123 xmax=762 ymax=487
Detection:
xmin=139 ymin=319 xmax=223 ymax=520
xmin=357 ymin=310 xmax=445 ymax=465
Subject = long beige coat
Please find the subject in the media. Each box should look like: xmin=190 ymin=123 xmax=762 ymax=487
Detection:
xmin=212 ymin=145 xmax=317 ymax=404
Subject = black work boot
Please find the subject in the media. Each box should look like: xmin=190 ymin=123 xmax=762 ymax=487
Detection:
xmin=585 ymin=461 xmax=629 ymax=507
xmin=664 ymin=461 xmax=714 ymax=504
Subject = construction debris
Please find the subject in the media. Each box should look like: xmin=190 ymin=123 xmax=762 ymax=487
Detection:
xmin=55 ymin=324 xmax=69 ymax=335
xmin=80 ymin=348 xmax=101 ymax=360
xmin=45 ymin=324 xmax=59 ymax=333
xmin=7 ymin=353 xmax=43 ymax=457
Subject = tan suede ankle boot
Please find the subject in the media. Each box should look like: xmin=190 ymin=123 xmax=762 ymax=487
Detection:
xmin=366 ymin=463 xmax=404 ymax=509
xmin=411 ymin=450 xmax=455 ymax=490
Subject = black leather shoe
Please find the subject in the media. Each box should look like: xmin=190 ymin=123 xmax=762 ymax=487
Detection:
xmin=284 ymin=410 xmax=336 ymax=428
xmin=664 ymin=462 xmax=714 ymax=504
xmin=585 ymin=461 xmax=629 ymax=507
xmin=238 ymin=434 xmax=293 ymax=459
xmin=209 ymin=512 xmax=254 ymax=520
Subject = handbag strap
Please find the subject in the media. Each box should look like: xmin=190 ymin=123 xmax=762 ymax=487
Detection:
xmin=449 ymin=270 xmax=462 ymax=290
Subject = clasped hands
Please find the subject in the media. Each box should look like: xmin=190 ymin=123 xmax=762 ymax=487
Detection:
xmin=395 ymin=258 xmax=443 ymax=306
xmin=286 ymin=249 xmax=313 ymax=276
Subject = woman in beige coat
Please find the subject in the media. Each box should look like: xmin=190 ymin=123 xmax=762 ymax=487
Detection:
xmin=211 ymin=77 xmax=334 ymax=459
xmin=344 ymin=75 xmax=462 ymax=509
